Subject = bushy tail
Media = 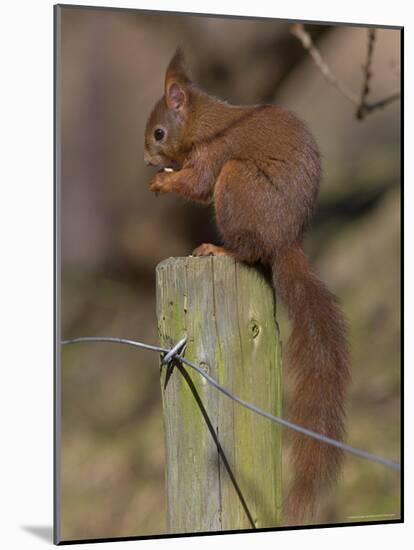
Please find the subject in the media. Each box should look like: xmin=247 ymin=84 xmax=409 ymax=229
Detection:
xmin=272 ymin=244 xmax=351 ymax=523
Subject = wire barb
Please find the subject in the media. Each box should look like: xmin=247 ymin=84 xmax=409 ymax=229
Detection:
xmin=61 ymin=335 xmax=401 ymax=472
xmin=162 ymin=336 xmax=187 ymax=365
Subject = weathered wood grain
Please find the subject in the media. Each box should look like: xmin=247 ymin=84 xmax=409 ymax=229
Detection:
xmin=156 ymin=256 xmax=282 ymax=534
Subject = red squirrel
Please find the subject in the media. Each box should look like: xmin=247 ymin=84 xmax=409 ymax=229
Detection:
xmin=144 ymin=49 xmax=351 ymax=522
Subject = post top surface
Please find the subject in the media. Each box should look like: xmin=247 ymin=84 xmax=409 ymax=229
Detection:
xmin=156 ymin=255 xmax=236 ymax=271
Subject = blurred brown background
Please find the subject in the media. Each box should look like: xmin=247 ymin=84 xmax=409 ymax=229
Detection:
xmin=58 ymin=5 xmax=401 ymax=541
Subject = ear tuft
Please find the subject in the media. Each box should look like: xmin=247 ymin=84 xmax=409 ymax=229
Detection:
xmin=165 ymin=48 xmax=190 ymax=84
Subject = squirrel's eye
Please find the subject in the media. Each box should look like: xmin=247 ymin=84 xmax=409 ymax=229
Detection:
xmin=154 ymin=128 xmax=165 ymax=141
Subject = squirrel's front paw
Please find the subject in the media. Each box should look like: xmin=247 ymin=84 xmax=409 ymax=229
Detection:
xmin=149 ymin=172 xmax=172 ymax=194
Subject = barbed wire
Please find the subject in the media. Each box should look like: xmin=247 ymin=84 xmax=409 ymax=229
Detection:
xmin=61 ymin=335 xmax=401 ymax=472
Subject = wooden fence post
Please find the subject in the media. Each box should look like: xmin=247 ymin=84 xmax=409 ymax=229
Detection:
xmin=156 ymin=256 xmax=282 ymax=534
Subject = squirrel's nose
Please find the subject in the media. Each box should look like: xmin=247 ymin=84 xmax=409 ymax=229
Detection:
xmin=143 ymin=151 xmax=153 ymax=166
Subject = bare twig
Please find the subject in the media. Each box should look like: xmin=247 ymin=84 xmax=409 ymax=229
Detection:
xmin=356 ymin=30 xmax=401 ymax=120
xmin=290 ymin=23 xmax=359 ymax=105
xmin=362 ymin=92 xmax=401 ymax=114
xmin=290 ymin=24 xmax=400 ymax=121
xmin=356 ymin=28 xmax=376 ymax=119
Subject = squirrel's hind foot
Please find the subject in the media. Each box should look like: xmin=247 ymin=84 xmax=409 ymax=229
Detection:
xmin=192 ymin=243 xmax=233 ymax=257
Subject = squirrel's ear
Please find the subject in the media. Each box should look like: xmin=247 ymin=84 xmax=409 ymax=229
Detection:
xmin=164 ymin=48 xmax=191 ymax=111
xmin=166 ymin=82 xmax=186 ymax=111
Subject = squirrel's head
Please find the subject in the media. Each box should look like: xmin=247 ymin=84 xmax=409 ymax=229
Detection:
xmin=144 ymin=49 xmax=192 ymax=170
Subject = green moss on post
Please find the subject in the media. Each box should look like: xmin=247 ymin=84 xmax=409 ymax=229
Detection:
xmin=156 ymin=256 xmax=282 ymax=534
